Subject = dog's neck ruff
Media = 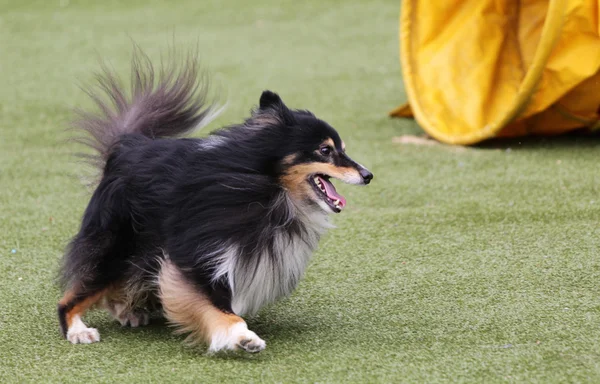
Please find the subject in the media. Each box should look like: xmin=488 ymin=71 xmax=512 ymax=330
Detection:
xmin=214 ymin=198 xmax=333 ymax=316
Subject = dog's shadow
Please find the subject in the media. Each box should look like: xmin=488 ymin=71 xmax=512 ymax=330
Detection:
xmin=99 ymin=310 xmax=323 ymax=361
xmin=101 ymin=313 xmax=173 ymax=340
xmin=475 ymin=131 xmax=600 ymax=149
xmin=248 ymin=313 xmax=317 ymax=343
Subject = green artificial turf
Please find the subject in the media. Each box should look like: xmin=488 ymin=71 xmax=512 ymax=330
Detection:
xmin=2 ymin=1 xmax=600 ymax=382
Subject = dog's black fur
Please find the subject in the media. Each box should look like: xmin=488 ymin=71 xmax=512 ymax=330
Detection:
xmin=58 ymin=49 xmax=372 ymax=352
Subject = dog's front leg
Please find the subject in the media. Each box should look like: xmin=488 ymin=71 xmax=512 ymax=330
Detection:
xmin=158 ymin=259 xmax=265 ymax=353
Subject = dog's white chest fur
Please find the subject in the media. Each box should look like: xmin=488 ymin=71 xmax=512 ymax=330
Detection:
xmin=214 ymin=208 xmax=331 ymax=316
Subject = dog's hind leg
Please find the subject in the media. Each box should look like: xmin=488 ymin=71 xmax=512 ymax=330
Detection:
xmin=57 ymin=231 xmax=125 ymax=343
xmin=157 ymin=259 xmax=266 ymax=353
xmin=58 ymin=177 xmax=134 ymax=343
xmin=103 ymin=278 xmax=153 ymax=328
xmin=105 ymin=301 xmax=151 ymax=328
xmin=58 ymin=288 xmax=106 ymax=344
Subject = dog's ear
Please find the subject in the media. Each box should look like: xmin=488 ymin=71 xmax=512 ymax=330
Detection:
xmin=258 ymin=90 xmax=295 ymax=125
xmin=259 ymin=90 xmax=283 ymax=110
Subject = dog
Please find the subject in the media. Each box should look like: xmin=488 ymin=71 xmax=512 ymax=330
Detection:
xmin=57 ymin=49 xmax=373 ymax=353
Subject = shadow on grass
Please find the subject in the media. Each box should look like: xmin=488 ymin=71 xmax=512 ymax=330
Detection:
xmin=475 ymin=131 xmax=600 ymax=150
xmin=248 ymin=313 xmax=320 ymax=342
xmin=99 ymin=314 xmax=172 ymax=341
xmin=95 ymin=309 xmax=327 ymax=361
xmin=393 ymin=115 xmax=600 ymax=150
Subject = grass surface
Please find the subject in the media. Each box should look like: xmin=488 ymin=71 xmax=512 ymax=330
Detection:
xmin=2 ymin=1 xmax=600 ymax=383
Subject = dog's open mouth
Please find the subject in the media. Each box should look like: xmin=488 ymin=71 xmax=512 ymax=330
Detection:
xmin=310 ymin=174 xmax=347 ymax=213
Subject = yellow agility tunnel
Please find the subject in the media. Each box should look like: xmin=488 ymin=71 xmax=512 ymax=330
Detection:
xmin=390 ymin=0 xmax=600 ymax=145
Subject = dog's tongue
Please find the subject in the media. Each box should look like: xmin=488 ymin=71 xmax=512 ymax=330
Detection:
xmin=317 ymin=176 xmax=346 ymax=207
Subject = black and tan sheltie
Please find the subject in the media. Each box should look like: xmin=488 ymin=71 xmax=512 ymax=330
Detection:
xmin=57 ymin=49 xmax=373 ymax=353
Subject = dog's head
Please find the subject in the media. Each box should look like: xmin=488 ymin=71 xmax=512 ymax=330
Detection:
xmin=254 ymin=91 xmax=373 ymax=214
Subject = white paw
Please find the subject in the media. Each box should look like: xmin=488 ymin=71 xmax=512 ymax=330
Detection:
xmin=209 ymin=322 xmax=266 ymax=353
xmin=237 ymin=331 xmax=266 ymax=353
xmin=67 ymin=327 xmax=100 ymax=344
xmin=108 ymin=303 xmax=150 ymax=327
xmin=117 ymin=311 xmax=150 ymax=328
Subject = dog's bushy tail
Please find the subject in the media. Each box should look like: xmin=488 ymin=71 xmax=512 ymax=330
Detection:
xmin=73 ymin=47 xmax=219 ymax=170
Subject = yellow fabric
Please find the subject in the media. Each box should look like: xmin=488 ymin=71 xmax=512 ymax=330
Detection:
xmin=391 ymin=0 xmax=600 ymax=145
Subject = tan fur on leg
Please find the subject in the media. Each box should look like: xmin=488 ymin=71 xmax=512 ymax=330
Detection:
xmin=58 ymin=289 xmax=106 ymax=344
xmin=157 ymin=259 xmax=266 ymax=352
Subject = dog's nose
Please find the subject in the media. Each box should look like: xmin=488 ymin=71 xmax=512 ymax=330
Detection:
xmin=359 ymin=168 xmax=373 ymax=184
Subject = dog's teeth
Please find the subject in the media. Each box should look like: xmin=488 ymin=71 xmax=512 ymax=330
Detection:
xmin=334 ymin=199 xmax=340 ymax=204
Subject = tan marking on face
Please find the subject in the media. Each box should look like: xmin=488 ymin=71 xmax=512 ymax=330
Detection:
xmin=280 ymin=162 xmax=361 ymax=200
xmin=323 ymin=138 xmax=335 ymax=149
xmin=158 ymin=259 xmax=245 ymax=346
xmin=281 ymin=153 xmax=299 ymax=165
xmin=341 ymin=141 xmax=346 ymax=151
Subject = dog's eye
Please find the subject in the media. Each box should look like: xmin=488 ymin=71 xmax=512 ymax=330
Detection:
xmin=320 ymin=146 xmax=332 ymax=156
